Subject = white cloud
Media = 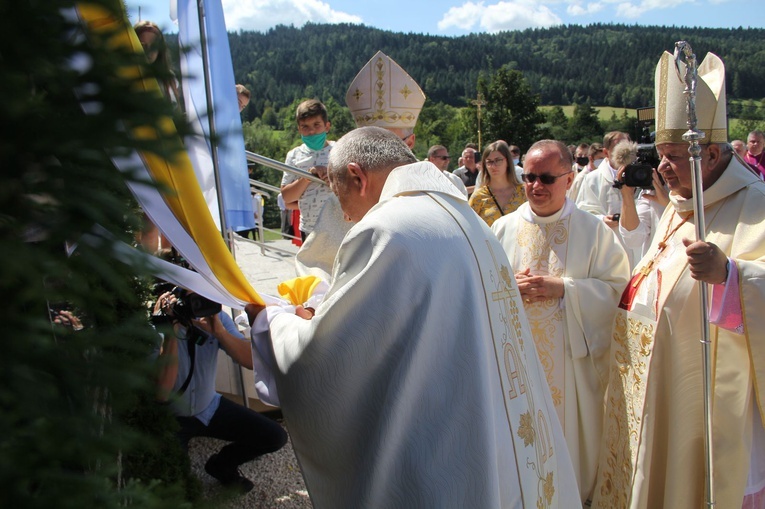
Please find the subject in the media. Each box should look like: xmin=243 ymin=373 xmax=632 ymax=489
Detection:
xmin=614 ymin=0 xmax=675 ymax=19
xmin=567 ymin=2 xmax=604 ymax=16
xmin=439 ymin=0 xmax=563 ymax=32
xmin=483 ymin=2 xmax=563 ymax=31
xmin=438 ymin=2 xmax=485 ymax=31
xmin=222 ymin=0 xmax=362 ymax=32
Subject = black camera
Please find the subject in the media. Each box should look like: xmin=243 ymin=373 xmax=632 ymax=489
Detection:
xmin=150 ymin=284 xmax=221 ymax=344
xmin=622 ymin=143 xmax=661 ymax=189
xmin=170 ymin=287 xmax=222 ymax=324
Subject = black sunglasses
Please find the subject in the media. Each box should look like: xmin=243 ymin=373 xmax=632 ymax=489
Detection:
xmin=520 ymin=171 xmax=573 ymax=185
xmin=434 ymin=155 xmax=451 ymax=160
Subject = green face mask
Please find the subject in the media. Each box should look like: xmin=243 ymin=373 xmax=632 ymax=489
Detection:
xmin=302 ymin=132 xmax=327 ymax=151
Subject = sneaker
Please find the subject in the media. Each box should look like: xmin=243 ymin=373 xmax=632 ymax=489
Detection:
xmin=204 ymin=453 xmax=255 ymax=493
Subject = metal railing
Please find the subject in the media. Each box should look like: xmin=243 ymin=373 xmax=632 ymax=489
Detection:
xmin=245 ymin=150 xmax=326 ymax=185
xmin=242 ymin=150 xmax=328 ymax=255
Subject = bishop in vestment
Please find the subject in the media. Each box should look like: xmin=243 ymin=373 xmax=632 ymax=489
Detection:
xmin=248 ymin=127 xmax=580 ymax=508
xmin=593 ymin=50 xmax=765 ymax=508
xmin=492 ymin=140 xmax=630 ymax=503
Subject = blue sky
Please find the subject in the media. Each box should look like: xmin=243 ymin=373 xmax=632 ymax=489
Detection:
xmin=126 ymin=0 xmax=763 ymax=36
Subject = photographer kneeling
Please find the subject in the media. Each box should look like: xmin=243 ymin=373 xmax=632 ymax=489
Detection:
xmin=154 ymin=289 xmax=287 ymax=493
xmin=612 ymin=141 xmax=670 ymax=260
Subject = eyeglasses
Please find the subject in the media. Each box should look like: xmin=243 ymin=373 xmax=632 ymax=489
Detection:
xmin=434 ymin=155 xmax=451 ymax=160
xmin=485 ymin=158 xmax=506 ymax=166
xmin=521 ymin=171 xmax=573 ymax=185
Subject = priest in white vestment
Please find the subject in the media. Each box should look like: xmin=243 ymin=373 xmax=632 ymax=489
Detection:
xmin=492 ymin=140 xmax=630 ymax=504
xmin=593 ymin=50 xmax=765 ymax=509
xmin=247 ymin=127 xmax=580 ymax=508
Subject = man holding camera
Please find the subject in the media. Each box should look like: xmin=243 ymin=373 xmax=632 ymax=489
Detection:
xmin=154 ymin=290 xmax=287 ymax=493
xmin=611 ymin=141 xmax=670 ymax=260
xmin=575 ymin=131 xmax=643 ymax=267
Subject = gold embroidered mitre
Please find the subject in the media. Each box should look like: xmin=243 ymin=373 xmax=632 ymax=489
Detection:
xmin=655 ymin=50 xmax=727 ymax=145
xmin=345 ymin=51 xmax=426 ymax=129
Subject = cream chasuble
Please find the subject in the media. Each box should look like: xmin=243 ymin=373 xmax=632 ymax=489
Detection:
xmin=593 ymin=157 xmax=765 ymax=508
xmin=253 ymin=162 xmax=580 ymax=508
xmin=492 ymin=200 xmax=630 ymax=503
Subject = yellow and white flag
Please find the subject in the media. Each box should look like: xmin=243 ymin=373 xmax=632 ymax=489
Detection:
xmin=75 ymin=2 xmax=269 ymax=307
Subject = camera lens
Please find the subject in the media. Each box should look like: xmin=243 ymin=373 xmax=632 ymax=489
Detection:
xmin=625 ymin=162 xmax=655 ymax=188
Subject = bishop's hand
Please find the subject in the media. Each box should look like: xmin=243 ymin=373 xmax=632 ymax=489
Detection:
xmin=682 ymin=238 xmax=729 ymax=285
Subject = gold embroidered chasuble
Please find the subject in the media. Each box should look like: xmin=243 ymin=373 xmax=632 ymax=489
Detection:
xmin=593 ymin=157 xmax=765 ymax=508
xmin=493 ymin=201 xmax=630 ymax=503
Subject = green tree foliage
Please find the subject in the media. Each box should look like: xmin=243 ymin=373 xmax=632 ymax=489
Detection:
xmin=479 ymin=66 xmax=546 ymax=151
xmin=223 ymin=23 xmax=765 ymax=121
xmin=543 ymin=105 xmax=569 ymax=141
xmin=730 ymin=119 xmax=765 ymax=142
xmin=568 ymin=102 xmax=604 ymax=144
xmin=1 ymin=1 xmax=199 ymax=506
xmin=415 ymin=102 xmax=469 ymax=169
xmin=602 ymin=110 xmax=639 ymax=139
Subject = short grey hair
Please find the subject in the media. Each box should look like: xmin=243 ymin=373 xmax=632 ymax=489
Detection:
xmin=526 ymin=139 xmax=573 ymax=170
xmin=428 ymin=145 xmax=447 ymax=159
xmin=329 ymin=127 xmax=417 ymax=183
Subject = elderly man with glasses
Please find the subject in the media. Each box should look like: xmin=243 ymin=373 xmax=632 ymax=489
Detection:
xmin=491 ymin=139 xmax=630 ymax=505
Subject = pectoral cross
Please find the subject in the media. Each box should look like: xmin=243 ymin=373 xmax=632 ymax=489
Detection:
xmin=631 ymin=238 xmax=670 ymax=289
xmin=632 ymin=259 xmax=655 ymax=288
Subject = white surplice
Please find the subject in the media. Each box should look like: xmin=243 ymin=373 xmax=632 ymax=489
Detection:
xmin=492 ymin=200 xmax=630 ymax=502
xmin=252 ymin=162 xmax=580 ymax=508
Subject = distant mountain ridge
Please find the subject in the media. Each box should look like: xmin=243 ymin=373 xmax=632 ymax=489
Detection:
xmin=220 ymin=23 xmax=764 ymax=119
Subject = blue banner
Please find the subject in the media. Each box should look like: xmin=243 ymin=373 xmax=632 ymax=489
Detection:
xmin=176 ymin=0 xmax=254 ymax=232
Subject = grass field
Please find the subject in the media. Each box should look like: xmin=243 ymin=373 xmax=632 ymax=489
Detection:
xmin=540 ymin=105 xmax=637 ymax=121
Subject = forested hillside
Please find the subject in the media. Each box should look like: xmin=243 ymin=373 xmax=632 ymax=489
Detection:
xmin=225 ymin=23 xmax=765 ymax=120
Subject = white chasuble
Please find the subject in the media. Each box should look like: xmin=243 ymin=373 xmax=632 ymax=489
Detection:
xmin=493 ymin=200 xmax=630 ymax=503
xmin=255 ymin=162 xmax=580 ymax=508
xmin=593 ymin=157 xmax=765 ymax=509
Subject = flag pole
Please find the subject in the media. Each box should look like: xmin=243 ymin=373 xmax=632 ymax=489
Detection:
xmin=196 ymin=0 xmax=250 ymax=407
xmin=675 ymin=40 xmax=715 ymax=508
xmin=196 ymin=0 xmax=229 ymax=245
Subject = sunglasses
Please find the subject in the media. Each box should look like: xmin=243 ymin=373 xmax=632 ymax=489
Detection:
xmin=520 ymin=171 xmax=573 ymax=185
xmin=434 ymin=155 xmax=451 ymax=160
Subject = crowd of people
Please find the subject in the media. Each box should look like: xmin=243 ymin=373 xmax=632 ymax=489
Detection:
xmin=92 ymin=19 xmax=765 ymax=508
xmin=253 ymin=48 xmax=765 ymax=508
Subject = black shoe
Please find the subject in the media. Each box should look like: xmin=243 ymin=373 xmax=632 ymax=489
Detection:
xmin=204 ymin=454 xmax=255 ymax=493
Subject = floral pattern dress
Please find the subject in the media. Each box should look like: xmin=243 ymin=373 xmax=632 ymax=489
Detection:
xmin=469 ymin=184 xmax=526 ymax=227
